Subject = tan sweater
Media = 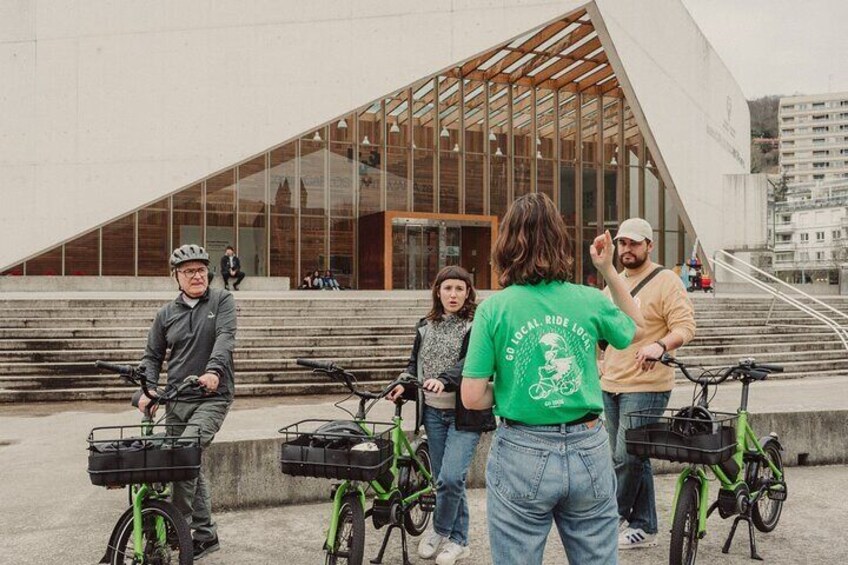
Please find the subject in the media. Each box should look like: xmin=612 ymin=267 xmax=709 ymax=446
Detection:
xmin=601 ymin=264 xmax=696 ymax=393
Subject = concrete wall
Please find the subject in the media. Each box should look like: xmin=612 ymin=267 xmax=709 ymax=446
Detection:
xmin=206 ymin=409 xmax=848 ymax=510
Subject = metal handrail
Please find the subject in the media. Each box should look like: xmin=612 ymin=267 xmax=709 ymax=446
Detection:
xmin=711 ymin=250 xmax=848 ymax=351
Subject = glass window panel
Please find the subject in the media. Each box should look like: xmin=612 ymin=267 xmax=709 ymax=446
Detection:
xmin=490 ymin=154 xmax=508 ymax=217
xmin=25 ymin=247 xmax=62 ymax=276
xmin=359 ymin=100 xmax=383 ymax=147
xmin=330 ymin=113 xmax=354 ymax=143
xmin=1 ymin=264 xmax=23 ymax=276
xmin=536 ymin=88 xmax=556 ymax=159
xmin=438 ymin=77 xmax=462 ymax=150
xmin=238 ymin=213 xmax=266 ymax=276
xmin=582 ymin=166 xmax=597 ymax=229
xmin=102 ymin=214 xmax=135 ymax=276
xmin=581 ymin=96 xmax=599 ymax=164
xmin=560 ymin=165 xmax=577 ymax=228
xmin=139 ymin=199 xmax=170 ymax=276
xmin=583 ymin=228 xmax=600 ymax=287
xmin=514 ymin=157 xmax=532 ymax=199
xmin=386 ymin=148 xmax=409 ymax=212
xmin=463 ymin=80 xmax=486 ymax=154
xmin=560 ymin=94 xmax=577 ymax=162
xmin=238 ymin=156 xmax=266 ymax=216
xmin=665 ymin=231 xmax=681 ymax=267
xmin=602 ymin=97 xmax=620 ymax=167
xmin=300 ymin=216 xmax=326 ymax=275
xmin=412 ymin=78 xmax=436 ymax=150
xmin=488 ymin=83 xmax=510 ymax=156
xmin=329 ymin=143 xmax=354 ymax=217
xmin=173 ymin=184 xmax=202 ymax=246
xmin=624 ymin=103 xmax=640 ymax=167
xmin=386 ymin=91 xmax=409 ymax=148
xmin=301 ymin=126 xmax=327 ymax=143
xmin=206 ymin=169 xmax=236 ymax=261
xmin=413 ymin=150 xmax=434 ymax=212
xmin=465 ymin=154 xmax=484 ymax=215
xmin=627 ymin=167 xmax=639 ymax=219
xmin=512 ymin=85 xmax=533 ymax=158
xmin=651 ymin=230 xmax=661 ymax=262
xmin=537 ymin=159 xmax=555 ymax=202
xmin=664 ymin=187 xmax=681 ymax=230
xmin=439 ymin=151 xmax=460 ymax=214
xmin=645 ymin=167 xmax=660 ymax=228
xmin=330 ymin=218 xmax=355 ymax=288
xmin=300 ymin=139 xmax=326 ymax=216
xmin=269 ymin=214 xmax=297 ymax=283
xmin=360 ymin=146 xmax=383 ymax=215
xmin=604 ymin=169 xmax=618 ymax=226
xmin=65 ymin=230 xmax=99 ymax=276
xmin=269 ymin=144 xmax=297 ymax=215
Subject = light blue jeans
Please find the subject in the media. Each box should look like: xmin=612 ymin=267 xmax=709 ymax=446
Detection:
xmin=486 ymin=420 xmax=619 ymax=565
xmin=603 ymin=390 xmax=671 ymax=534
xmin=422 ymin=405 xmax=482 ymax=546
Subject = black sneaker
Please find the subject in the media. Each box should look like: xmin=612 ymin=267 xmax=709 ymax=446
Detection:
xmin=193 ymin=536 xmax=220 ymax=560
xmin=233 ymin=284 xmax=240 ymax=291
xmin=224 ymin=284 xmax=230 ymax=290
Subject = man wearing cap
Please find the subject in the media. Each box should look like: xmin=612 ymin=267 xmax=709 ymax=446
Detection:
xmin=600 ymin=218 xmax=696 ymax=550
xmin=137 ymin=243 xmax=236 ymax=560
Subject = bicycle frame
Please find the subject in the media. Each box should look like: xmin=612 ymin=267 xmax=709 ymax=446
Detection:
xmin=324 ymin=405 xmax=433 ymax=553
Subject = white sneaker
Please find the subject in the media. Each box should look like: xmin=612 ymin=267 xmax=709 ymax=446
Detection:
xmin=619 ymin=527 xmax=658 ymax=549
xmin=435 ymin=541 xmax=471 ymax=565
xmin=418 ymin=529 xmax=446 ymax=559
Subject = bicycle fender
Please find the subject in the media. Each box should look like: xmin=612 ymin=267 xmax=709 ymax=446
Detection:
xmin=100 ymin=506 xmax=134 ymax=563
xmin=759 ymin=434 xmax=783 ymax=453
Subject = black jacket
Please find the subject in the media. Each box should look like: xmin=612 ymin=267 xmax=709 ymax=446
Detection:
xmin=220 ymin=254 xmax=242 ymax=274
xmin=401 ymin=318 xmax=496 ymax=433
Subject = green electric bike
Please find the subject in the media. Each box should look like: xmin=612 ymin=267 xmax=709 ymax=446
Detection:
xmin=625 ymin=355 xmax=787 ymax=564
xmin=279 ymin=359 xmax=435 ymax=565
xmin=90 ymin=361 xmax=206 ymax=565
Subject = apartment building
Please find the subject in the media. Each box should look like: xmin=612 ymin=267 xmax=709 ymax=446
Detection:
xmin=779 ymin=92 xmax=848 ymax=187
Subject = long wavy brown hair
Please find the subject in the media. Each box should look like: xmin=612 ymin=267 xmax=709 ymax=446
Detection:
xmin=493 ymin=193 xmax=574 ymax=287
xmin=426 ymin=265 xmax=477 ymax=322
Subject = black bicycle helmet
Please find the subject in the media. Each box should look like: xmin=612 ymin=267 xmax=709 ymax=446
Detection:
xmin=169 ymin=244 xmax=210 ymax=269
xmin=312 ymin=420 xmax=368 ymax=449
xmin=671 ymin=405 xmax=715 ymax=437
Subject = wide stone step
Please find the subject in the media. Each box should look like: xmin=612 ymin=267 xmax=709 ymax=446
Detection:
xmin=0 ymin=315 xmax=424 ymax=329
xmin=0 ymin=325 xmax=415 ymax=340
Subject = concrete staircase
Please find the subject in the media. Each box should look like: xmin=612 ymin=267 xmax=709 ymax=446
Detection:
xmin=1 ymin=293 xmax=847 ymax=403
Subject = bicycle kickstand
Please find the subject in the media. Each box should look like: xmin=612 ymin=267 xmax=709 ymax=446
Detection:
xmin=370 ymin=523 xmax=412 ymax=565
xmin=721 ymin=513 xmax=763 ymax=561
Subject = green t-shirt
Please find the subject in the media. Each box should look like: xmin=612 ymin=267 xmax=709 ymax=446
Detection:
xmin=463 ymin=281 xmax=636 ymax=425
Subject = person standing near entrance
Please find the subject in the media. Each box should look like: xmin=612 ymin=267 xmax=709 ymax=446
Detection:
xmin=220 ymin=245 xmax=245 ymax=290
xmin=137 ymin=244 xmax=237 ymax=560
xmin=461 ymin=193 xmax=645 ymax=564
xmin=387 ymin=265 xmax=495 ymax=565
xmin=600 ymin=218 xmax=696 ymax=550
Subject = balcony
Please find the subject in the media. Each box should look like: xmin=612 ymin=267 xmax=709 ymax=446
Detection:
xmin=774 ymin=222 xmax=795 ymax=233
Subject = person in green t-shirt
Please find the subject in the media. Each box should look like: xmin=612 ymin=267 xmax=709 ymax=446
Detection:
xmin=461 ymin=193 xmax=645 ymax=565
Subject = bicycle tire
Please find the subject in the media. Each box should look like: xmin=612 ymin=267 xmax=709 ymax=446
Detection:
xmin=110 ymin=499 xmax=192 ymax=565
xmin=402 ymin=443 xmax=433 ymax=536
xmin=325 ymin=493 xmax=365 ymax=565
xmin=669 ymin=478 xmax=700 ymax=565
xmin=750 ymin=441 xmax=785 ymax=532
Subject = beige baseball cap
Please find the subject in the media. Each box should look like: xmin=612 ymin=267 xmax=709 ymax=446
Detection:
xmin=614 ymin=218 xmax=653 ymax=242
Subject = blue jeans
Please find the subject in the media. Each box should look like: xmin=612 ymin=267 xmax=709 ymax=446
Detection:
xmin=486 ymin=420 xmax=619 ymax=565
xmin=422 ymin=405 xmax=482 ymax=546
xmin=603 ymin=390 xmax=671 ymax=534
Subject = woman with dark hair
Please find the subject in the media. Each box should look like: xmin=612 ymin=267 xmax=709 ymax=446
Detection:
xmin=387 ymin=265 xmax=495 ymax=565
xmin=461 ymin=193 xmax=645 ymax=564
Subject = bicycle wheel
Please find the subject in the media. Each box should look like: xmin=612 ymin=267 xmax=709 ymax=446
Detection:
xmin=111 ymin=499 xmax=192 ymax=565
xmin=669 ymin=478 xmax=700 ymax=565
xmin=402 ymin=443 xmax=433 ymax=536
xmin=751 ymin=441 xmax=785 ymax=532
xmin=325 ymin=493 xmax=365 ymax=565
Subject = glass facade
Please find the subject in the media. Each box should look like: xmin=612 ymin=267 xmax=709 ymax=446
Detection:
xmin=11 ymin=10 xmax=696 ymax=287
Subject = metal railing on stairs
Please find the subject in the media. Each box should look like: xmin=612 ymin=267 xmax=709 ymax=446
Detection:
xmin=711 ymin=250 xmax=848 ymax=352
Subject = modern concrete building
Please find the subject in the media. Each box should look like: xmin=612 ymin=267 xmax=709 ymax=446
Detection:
xmin=1 ymin=0 xmax=754 ymax=289
xmin=779 ymin=92 xmax=848 ymax=187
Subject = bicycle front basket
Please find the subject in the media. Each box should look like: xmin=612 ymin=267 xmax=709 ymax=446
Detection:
xmin=87 ymin=424 xmax=202 ymax=487
xmin=624 ymin=408 xmax=738 ymax=465
xmin=278 ymin=419 xmax=394 ymax=481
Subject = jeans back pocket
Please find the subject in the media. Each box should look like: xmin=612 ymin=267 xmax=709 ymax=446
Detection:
xmin=490 ymin=434 xmax=549 ymax=501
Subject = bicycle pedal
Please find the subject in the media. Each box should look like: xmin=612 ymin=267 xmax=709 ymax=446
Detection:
xmin=418 ymin=493 xmax=436 ymax=512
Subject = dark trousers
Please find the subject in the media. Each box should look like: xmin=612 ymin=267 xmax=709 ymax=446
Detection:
xmin=222 ymin=271 xmax=245 ymax=288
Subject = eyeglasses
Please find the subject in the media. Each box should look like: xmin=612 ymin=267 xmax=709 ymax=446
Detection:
xmin=177 ymin=267 xmax=208 ymax=278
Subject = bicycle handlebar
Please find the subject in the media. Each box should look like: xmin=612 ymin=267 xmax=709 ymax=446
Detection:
xmin=95 ymin=361 xmax=206 ymax=413
xmin=659 ymin=354 xmax=784 ymax=385
xmin=94 ymin=360 xmax=134 ymax=375
xmin=296 ymin=358 xmax=335 ymax=371
xmin=297 ymin=358 xmax=424 ymax=402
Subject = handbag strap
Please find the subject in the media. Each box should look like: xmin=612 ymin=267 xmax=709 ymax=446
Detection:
xmin=629 ymin=266 xmax=666 ymax=298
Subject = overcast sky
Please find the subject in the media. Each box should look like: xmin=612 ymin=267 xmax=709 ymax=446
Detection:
xmin=681 ymin=0 xmax=848 ymax=99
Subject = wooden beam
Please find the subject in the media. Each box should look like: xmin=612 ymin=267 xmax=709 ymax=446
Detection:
xmin=525 ymin=36 xmax=603 ymax=85
xmin=550 ymin=54 xmax=608 ymax=89
xmin=576 ymin=64 xmax=614 ymax=91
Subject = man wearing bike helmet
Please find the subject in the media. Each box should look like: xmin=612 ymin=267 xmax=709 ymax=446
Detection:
xmin=137 ymin=243 xmax=237 ymax=560
xmin=600 ymin=218 xmax=696 ymax=550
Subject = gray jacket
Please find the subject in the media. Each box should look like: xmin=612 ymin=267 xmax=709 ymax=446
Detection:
xmin=140 ymin=288 xmax=237 ymax=400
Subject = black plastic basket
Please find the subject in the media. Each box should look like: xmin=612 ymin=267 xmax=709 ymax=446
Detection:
xmin=279 ymin=419 xmax=394 ymax=481
xmin=87 ymin=424 xmax=202 ymax=487
xmin=624 ymin=408 xmax=738 ymax=465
